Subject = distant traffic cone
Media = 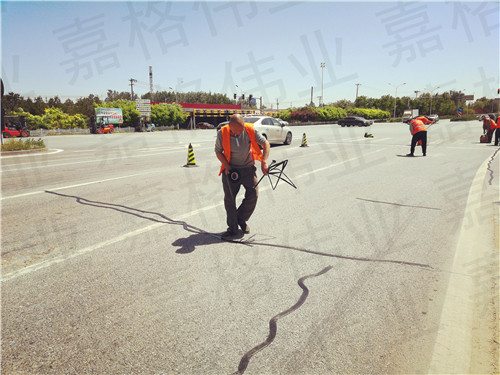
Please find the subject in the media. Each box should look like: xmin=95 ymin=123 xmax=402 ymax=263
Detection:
xmin=184 ymin=143 xmax=198 ymax=167
xmin=300 ymin=133 xmax=309 ymax=147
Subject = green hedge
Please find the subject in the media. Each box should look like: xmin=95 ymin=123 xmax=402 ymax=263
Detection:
xmin=348 ymin=108 xmax=391 ymax=119
xmin=276 ymin=105 xmax=389 ymax=123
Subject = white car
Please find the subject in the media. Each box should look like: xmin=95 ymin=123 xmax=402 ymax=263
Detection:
xmin=243 ymin=116 xmax=293 ymax=145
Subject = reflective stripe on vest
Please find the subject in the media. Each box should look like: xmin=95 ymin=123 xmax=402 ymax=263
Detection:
xmin=411 ymin=120 xmax=427 ymax=135
xmin=219 ymin=124 xmax=263 ymax=175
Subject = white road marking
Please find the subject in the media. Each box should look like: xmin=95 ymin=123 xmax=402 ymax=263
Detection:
xmin=1 ymin=172 xmax=152 ymax=201
xmin=1 ymin=147 xmax=384 ymax=282
xmin=0 ymin=148 xmax=64 ymax=158
xmin=0 ymin=148 xmax=182 ymax=173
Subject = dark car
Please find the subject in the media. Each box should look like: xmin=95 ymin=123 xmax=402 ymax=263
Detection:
xmin=197 ymin=122 xmax=215 ymax=129
xmin=338 ymin=116 xmax=373 ymax=127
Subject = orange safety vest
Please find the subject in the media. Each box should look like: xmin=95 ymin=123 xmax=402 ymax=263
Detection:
xmin=219 ymin=124 xmax=263 ymax=175
xmin=487 ymin=118 xmax=497 ymax=130
xmin=415 ymin=116 xmax=433 ymax=125
xmin=410 ymin=119 xmax=427 ymax=135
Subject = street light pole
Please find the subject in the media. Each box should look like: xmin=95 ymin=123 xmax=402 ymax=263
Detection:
xmin=168 ymin=87 xmax=177 ymax=102
xmin=429 ymin=86 xmax=440 ymax=115
xmin=389 ymin=82 xmax=406 ymax=118
xmin=235 ymin=85 xmax=244 ymax=106
xmin=320 ymin=62 xmax=325 ymax=107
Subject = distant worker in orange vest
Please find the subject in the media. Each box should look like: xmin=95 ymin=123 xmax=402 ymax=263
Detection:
xmin=215 ymin=114 xmax=270 ymax=239
xmin=407 ymin=116 xmax=434 ymax=156
xmin=495 ymin=116 xmax=500 ymax=146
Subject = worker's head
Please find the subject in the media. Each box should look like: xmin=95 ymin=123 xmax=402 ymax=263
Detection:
xmin=229 ymin=114 xmax=245 ymax=135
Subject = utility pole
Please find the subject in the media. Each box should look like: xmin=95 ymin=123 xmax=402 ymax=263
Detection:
xmin=355 ymin=83 xmax=361 ymax=101
xmin=276 ymin=98 xmax=279 ymax=113
xmin=429 ymin=86 xmax=440 ymax=115
xmin=129 ymin=78 xmax=137 ymax=100
xmin=310 ymin=86 xmax=314 ymax=106
xmin=414 ymin=90 xmax=420 ymax=98
xmin=320 ymin=62 xmax=326 ymax=106
xmin=149 ymin=66 xmax=153 ymax=100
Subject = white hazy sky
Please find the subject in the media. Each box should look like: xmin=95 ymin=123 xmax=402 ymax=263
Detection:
xmin=1 ymin=0 xmax=499 ymax=108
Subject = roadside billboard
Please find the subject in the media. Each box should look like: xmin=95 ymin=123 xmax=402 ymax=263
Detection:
xmin=95 ymin=108 xmax=123 ymax=124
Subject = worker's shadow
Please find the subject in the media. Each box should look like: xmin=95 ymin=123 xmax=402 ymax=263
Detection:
xmin=172 ymin=234 xmax=221 ymax=254
xmin=45 ymin=190 xmax=226 ymax=255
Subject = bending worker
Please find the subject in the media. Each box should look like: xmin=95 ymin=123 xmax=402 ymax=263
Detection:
xmin=495 ymin=116 xmax=500 ymax=146
xmin=215 ymin=114 xmax=270 ymax=239
xmin=407 ymin=116 xmax=434 ymax=156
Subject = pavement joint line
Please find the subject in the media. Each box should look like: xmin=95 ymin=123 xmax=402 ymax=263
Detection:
xmin=1 ymin=147 xmax=384 ymax=282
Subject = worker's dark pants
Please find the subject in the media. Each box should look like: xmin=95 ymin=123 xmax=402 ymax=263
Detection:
xmin=494 ymin=128 xmax=500 ymax=146
xmin=411 ymin=131 xmax=427 ymax=155
xmin=222 ymin=166 xmax=258 ymax=232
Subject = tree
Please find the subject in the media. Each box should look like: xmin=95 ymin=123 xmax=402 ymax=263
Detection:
xmin=332 ymin=99 xmax=354 ymax=110
xmin=74 ymin=94 xmax=101 ymax=117
xmin=151 ymin=103 xmax=188 ymax=126
xmin=105 ymin=90 xmax=133 ymax=102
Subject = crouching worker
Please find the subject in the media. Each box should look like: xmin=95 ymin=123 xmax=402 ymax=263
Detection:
xmin=215 ymin=114 xmax=270 ymax=239
xmin=407 ymin=116 xmax=433 ymax=156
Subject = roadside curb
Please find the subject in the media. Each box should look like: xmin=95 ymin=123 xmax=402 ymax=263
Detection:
xmin=0 ymin=148 xmax=49 ymax=157
xmin=428 ymin=151 xmax=499 ymax=373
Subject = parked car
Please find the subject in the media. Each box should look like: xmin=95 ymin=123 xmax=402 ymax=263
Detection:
xmin=277 ymin=118 xmax=289 ymax=126
xmin=216 ymin=117 xmax=293 ymax=145
xmin=197 ymin=122 xmax=215 ymax=129
xmin=427 ymin=114 xmax=439 ymax=123
xmin=243 ymin=116 xmax=293 ymax=145
xmin=338 ymin=116 xmax=373 ymax=127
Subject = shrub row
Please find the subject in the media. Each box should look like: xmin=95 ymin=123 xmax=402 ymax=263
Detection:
xmin=1 ymin=138 xmax=46 ymax=152
xmin=276 ymin=106 xmax=390 ymax=123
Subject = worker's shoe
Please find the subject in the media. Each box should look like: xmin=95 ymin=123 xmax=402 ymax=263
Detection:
xmin=406 ymin=153 xmax=414 ymax=157
xmin=423 ymin=153 xmax=426 ymax=156
xmin=239 ymin=223 xmax=250 ymax=234
xmin=221 ymin=229 xmax=238 ymax=239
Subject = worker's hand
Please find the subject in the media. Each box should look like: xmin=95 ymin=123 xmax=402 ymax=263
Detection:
xmin=261 ymin=160 xmax=269 ymax=175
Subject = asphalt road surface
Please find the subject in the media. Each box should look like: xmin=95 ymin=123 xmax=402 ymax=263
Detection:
xmin=2 ymin=121 xmax=498 ymax=374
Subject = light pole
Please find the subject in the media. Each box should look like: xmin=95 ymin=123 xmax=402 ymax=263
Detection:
xmin=320 ymin=62 xmax=325 ymax=106
xmin=169 ymin=81 xmax=183 ymax=103
xmin=235 ymin=84 xmax=245 ymax=106
xmin=389 ymin=82 xmax=406 ymax=118
xmin=168 ymin=87 xmax=177 ymax=102
xmin=429 ymin=86 xmax=440 ymax=115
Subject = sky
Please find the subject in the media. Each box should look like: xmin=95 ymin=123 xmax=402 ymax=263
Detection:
xmin=1 ymin=0 xmax=499 ymax=109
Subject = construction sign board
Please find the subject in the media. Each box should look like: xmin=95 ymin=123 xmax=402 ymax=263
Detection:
xmin=95 ymin=108 xmax=123 ymax=124
xmin=136 ymin=99 xmax=151 ymax=116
